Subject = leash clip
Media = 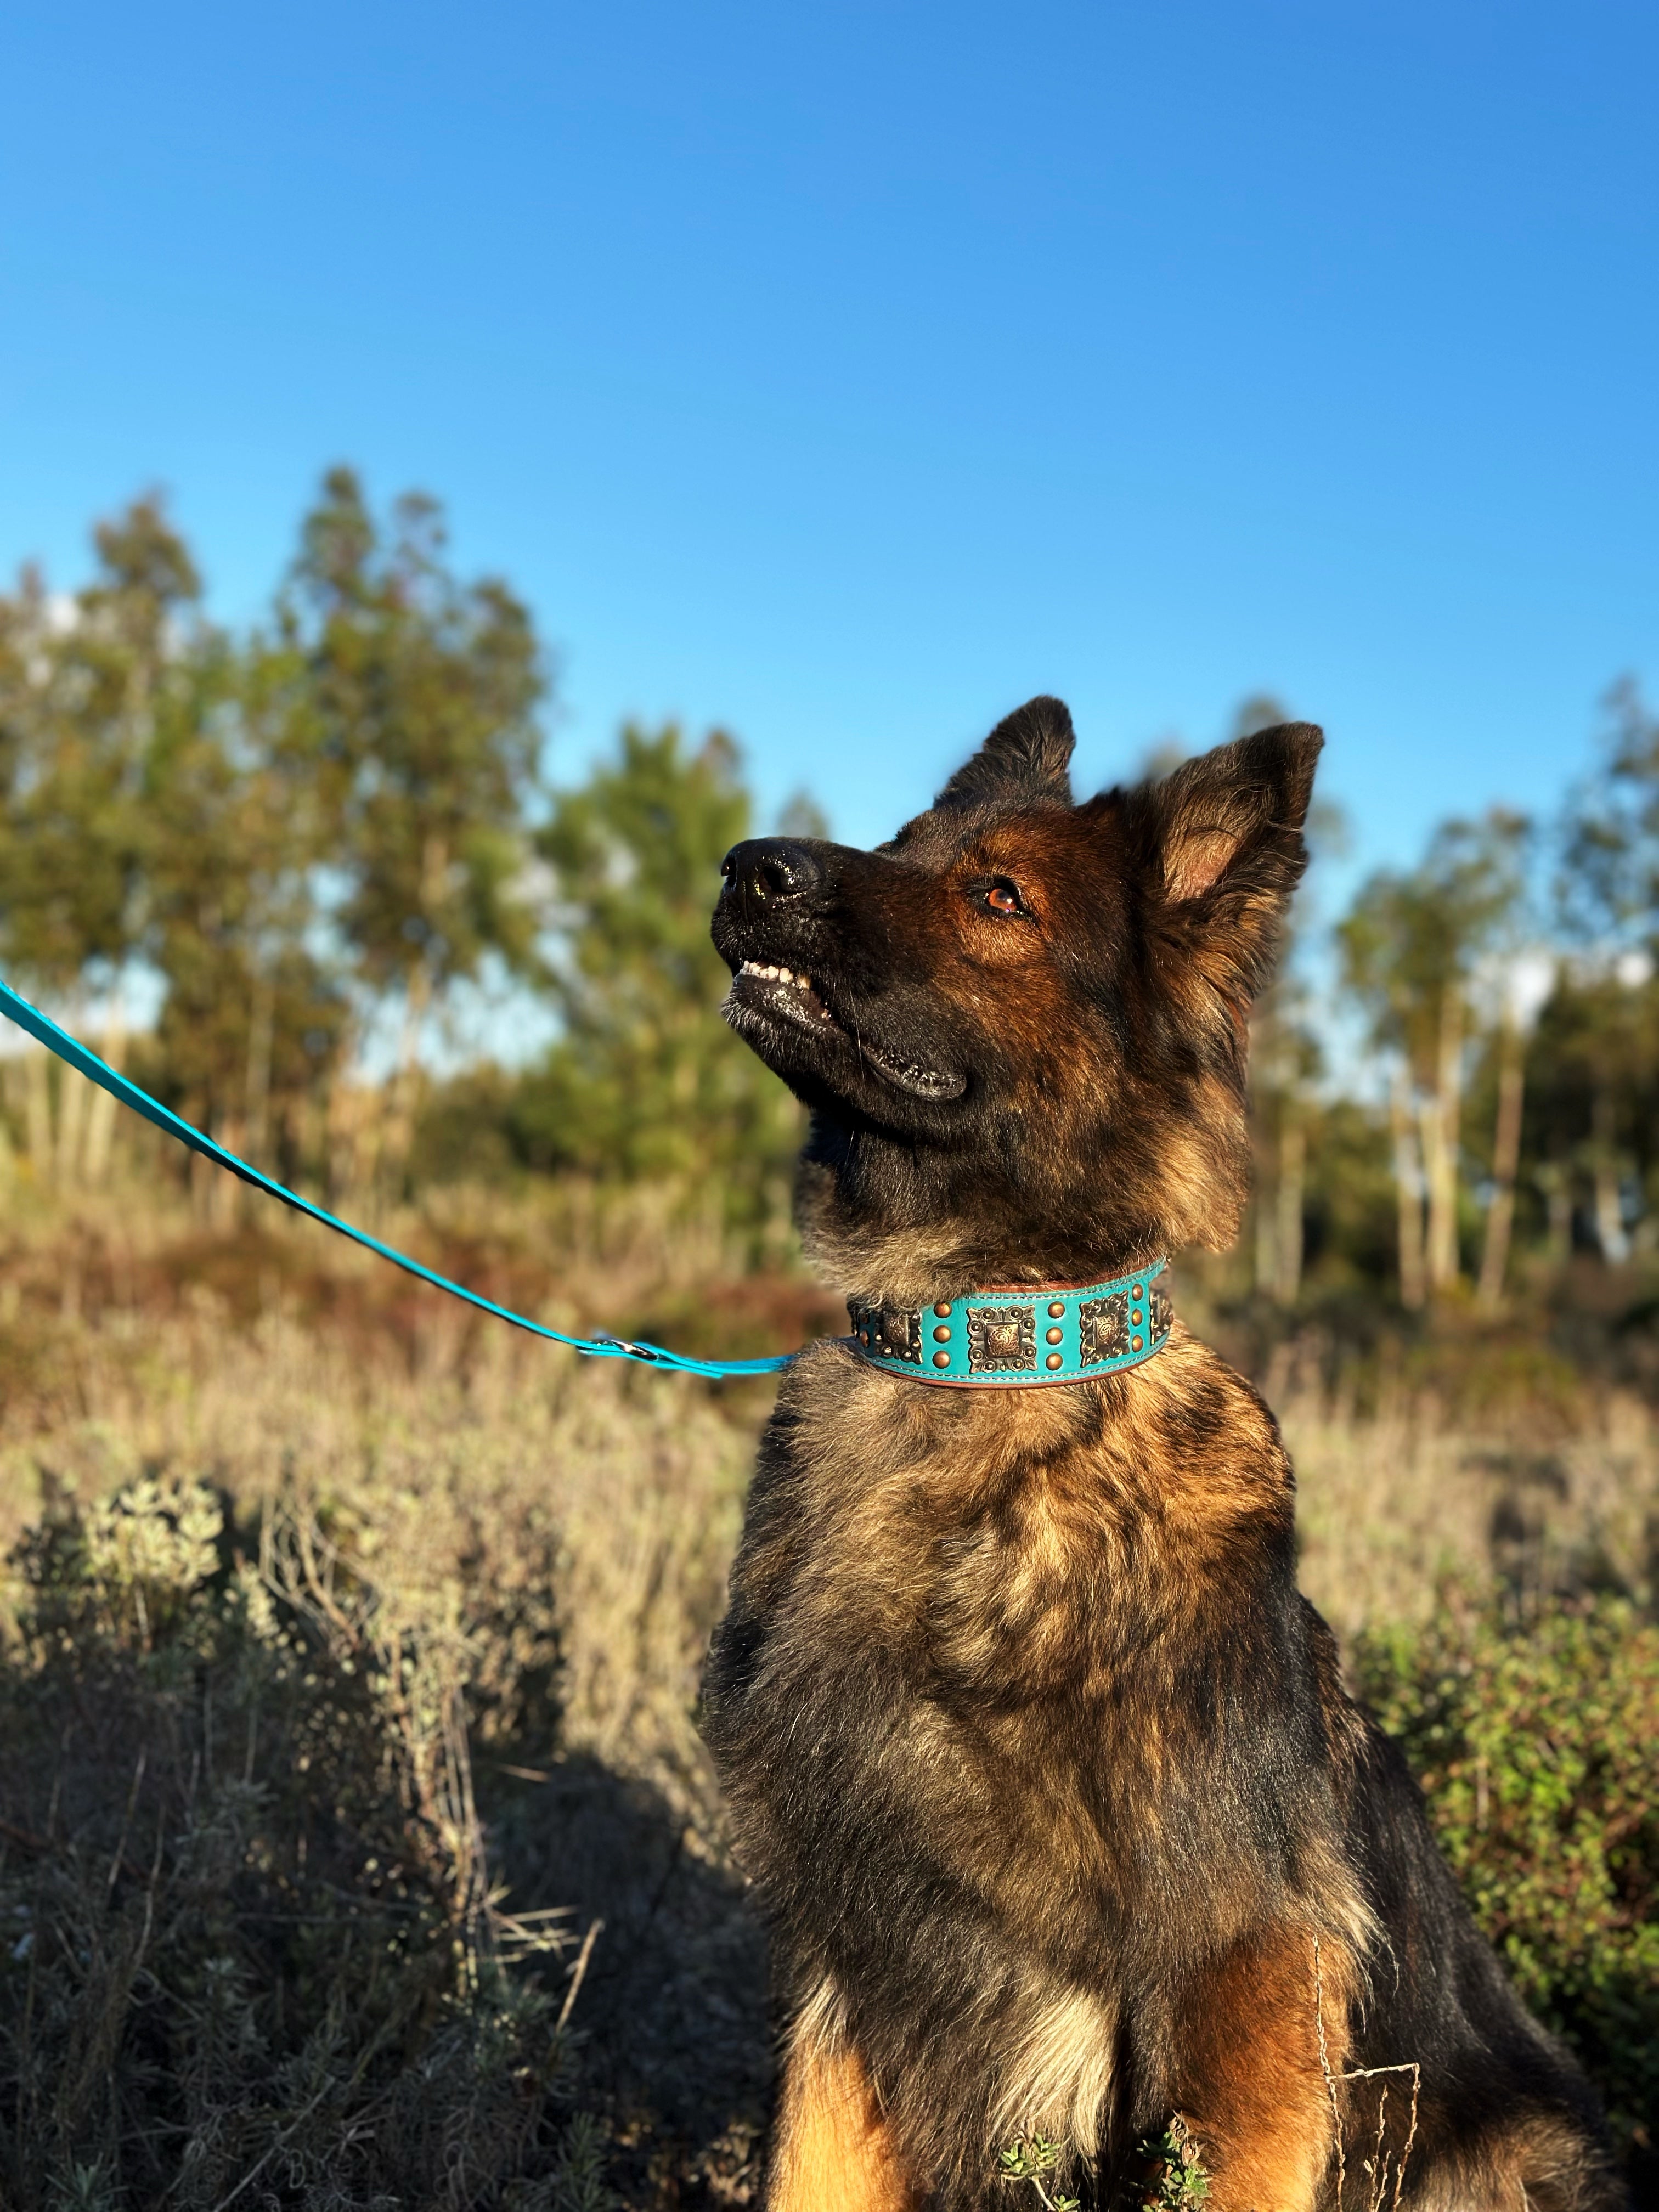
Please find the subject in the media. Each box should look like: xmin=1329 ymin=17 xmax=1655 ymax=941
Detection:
xmin=589 ymin=1333 xmax=665 ymax=1364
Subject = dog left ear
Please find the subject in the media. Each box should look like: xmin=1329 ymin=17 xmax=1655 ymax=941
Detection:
xmin=935 ymin=696 xmax=1076 ymax=811
xmin=1136 ymin=722 xmax=1324 ymax=1000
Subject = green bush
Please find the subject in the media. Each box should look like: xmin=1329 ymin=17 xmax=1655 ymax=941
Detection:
xmin=1355 ymin=1595 xmax=1659 ymax=2159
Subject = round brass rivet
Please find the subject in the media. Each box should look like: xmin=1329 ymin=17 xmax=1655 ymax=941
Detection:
xmin=1046 ymin=1327 xmax=1063 ymax=1345
xmin=1048 ymin=1301 xmax=1065 ymax=1318
xmin=933 ymin=1350 xmax=951 ymax=1368
xmin=1133 ymin=1283 xmax=1144 ymax=1297
xmin=1046 ymin=1353 xmax=1063 ymax=1370
xmin=1131 ymin=1335 xmax=1144 ymax=1352
xmin=933 ymin=1324 xmax=952 ymax=1343
xmin=1131 ymin=1308 xmax=1143 ymax=1325
xmin=933 ymin=1302 xmax=952 ymax=1318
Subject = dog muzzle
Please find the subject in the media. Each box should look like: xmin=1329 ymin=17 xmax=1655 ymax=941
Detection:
xmin=848 ymin=1258 xmax=1173 ymax=1387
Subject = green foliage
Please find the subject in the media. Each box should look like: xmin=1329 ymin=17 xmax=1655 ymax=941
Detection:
xmin=0 ymin=476 xmax=553 ymax=1197
xmin=1300 ymin=1096 xmax=1399 ymax=1287
xmin=1338 ymin=812 xmax=1533 ymax=1077
xmin=996 ymin=2119 xmax=1210 ymax=2212
xmin=1520 ymin=960 xmax=1659 ymax=1254
xmin=1134 ymin=2118 xmax=1212 ymax=2211
xmin=1355 ymin=1595 xmax=1659 ymax=2146
xmin=528 ymin=721 xmax=803 ymax=1221
xmin=997 ymin=2131 xmax=1082 ymax=2211
xmin=0 ymin=498 xmax=198 ymax=997
xmin=281 ymin=467 xmax=548 ymax=1020
xmin=1558 ymin=679 xmax=1659 ymax=947
xmin=141 ymin=630 xmax=349 ymax=1153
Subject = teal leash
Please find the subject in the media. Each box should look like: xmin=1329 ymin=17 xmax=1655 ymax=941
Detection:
xmin=0 ymin=973 xmax=792 ymax=1381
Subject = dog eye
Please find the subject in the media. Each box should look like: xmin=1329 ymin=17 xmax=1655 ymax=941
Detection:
xmin=983 ymin=881 xmax=1025 ymax=917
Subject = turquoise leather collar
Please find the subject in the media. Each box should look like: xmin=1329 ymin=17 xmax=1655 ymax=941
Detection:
xmin=848 ymin=1259 xmax=1172 ymax=1387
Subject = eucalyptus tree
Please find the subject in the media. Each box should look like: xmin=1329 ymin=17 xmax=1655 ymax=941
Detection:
xmin=278 ymin=468 xmax=549 ymax=1193
xmin=140 ymin=628 xmax=349 ymax=1209
xmin=1536 ymin=680 xmax=1659 ymax=1263
xmin=530 ymin=721 xmax=805 ymax=1234
xmin=1557 ymin=678 xmax=1659 ymax=946
xmin=1228 ymin=694 xmax=1341 ymax=1306
xmin=1338 ymin=809 xmax=1531 ymax=1305
xmin=0 ymin=498 xmax=199 ymax=1184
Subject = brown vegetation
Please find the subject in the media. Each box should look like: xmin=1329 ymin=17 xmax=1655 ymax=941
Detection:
xmin=0 ymin=1192 xmax=1654 ymax=2204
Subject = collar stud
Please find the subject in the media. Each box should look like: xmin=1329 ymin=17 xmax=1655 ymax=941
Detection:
xmin=849 ymin=1260 xmax=1172 ymax=1387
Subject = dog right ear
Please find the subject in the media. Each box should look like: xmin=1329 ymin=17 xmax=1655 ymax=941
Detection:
xmin=1132 ymin=722 xmax=1324 ymax=1005
xmin=935 ymin=696 xmax=1076 ymax=811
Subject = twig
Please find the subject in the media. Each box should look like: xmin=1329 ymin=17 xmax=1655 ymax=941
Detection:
xmin=205 ymin=2074 xmax=338 ymax=2212
xmin=1313 ymin=1937 xmax=1346 ymax=2212
xmin=556 ymin=1916 xmax=603 ymax=2034
xmin=1393 ymin=2066 xmax=1420 ymax=2212
xmin=1336 ymin=2061 xmax=1422 ymax=2212
xmin=1366 ymin=2084 xmax=1389 ymax=2212
xmin=108 ymin=1745 xmax=146 ymax=1896
xmin=0 ymin=1812 xmax=145 ymax=1886
xmin=0 ymin=1815 xmax=54 ymax=1857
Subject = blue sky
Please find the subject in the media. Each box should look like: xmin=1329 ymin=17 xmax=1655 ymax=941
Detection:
xmin=3 ymin=0 xmax=1656 ymax=900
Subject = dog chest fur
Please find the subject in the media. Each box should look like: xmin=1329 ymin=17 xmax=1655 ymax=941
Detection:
xmin=701 ymin=1330 xmax=1372 ymax=2185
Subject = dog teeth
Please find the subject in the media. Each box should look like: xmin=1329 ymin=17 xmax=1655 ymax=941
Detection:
xmin=741 ymin=960 xmax=815 ymax=992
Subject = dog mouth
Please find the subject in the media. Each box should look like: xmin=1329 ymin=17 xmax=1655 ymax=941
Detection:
xmin=735 ymin=959 xmax=837 ymax=1026
xmin=725 ymin=961 xmax=967 ymax=1102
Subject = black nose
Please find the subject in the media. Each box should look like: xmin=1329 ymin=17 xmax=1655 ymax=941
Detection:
xmin=719 ymin=838 xmax=823 ymax=902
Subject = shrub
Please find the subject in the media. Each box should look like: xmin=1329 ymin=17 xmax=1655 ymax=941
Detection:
xmin=0 ymin=1471 xmax=608 ymax=2211
xmin=1355 ymin=1594 xmax=1659 ymax=2163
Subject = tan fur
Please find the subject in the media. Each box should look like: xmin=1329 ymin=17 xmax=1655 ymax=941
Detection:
xmin=988 ymin=1980 xmax=1119 ymax=2168
xmin=771 ymin=1993 xmax=921 ymax=2212
xmin=1171 ymin=1931 xmax=1361 ymax=2212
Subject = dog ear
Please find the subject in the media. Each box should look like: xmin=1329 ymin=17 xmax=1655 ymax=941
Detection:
xmin=935 ymin=696 xmax=1076 ymax=811
xmin=1135 ymin=722 xmax=1324 ymax=1000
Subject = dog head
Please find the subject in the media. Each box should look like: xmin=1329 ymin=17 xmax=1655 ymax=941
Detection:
xmin=712 ymin=696 xmax=1322 ymax=1302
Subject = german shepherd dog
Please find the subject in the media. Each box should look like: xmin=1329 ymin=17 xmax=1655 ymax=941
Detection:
xmin=701 ymin=701 xmax=1622 ymax=2212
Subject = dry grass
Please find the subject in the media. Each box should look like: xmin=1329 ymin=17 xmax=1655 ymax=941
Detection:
xmin=1 ymin=1185 xmax=1655 ymax=2204
xmin=1285 ymin=1387 xmax=1659 ymax=1644
xmin=0 ymin=1184 xmax=776 ymax=2207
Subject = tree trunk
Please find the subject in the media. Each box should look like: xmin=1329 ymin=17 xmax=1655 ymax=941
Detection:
xmin=82 ymin=992 xmax=128 ymax=1188
xmin=190 ymin=1135 xmax=217 ymax=1221
xmin=25 ymin=1048 xmax=52 ymax=1186
xmin=1423 ymin=985 xmax=1464 ymax=1291
xmin=376 ymin=834 xmax=450 ymax=1204
xmin=1542 ymin=1161 xmax=1572 ymax=1263
xmin=1390 ymin=1067 xmax=1427 ymax=1311
xmin=245 ymin=968 xmax=275 ymax=1160
xmin=1251 ymin=1085 xmax=1277 ymax=1296
xmin=1254 ymin=1158 xmax=1278 ymax=1298
xmin=1590 ymin=1088 xmax=1629 ymax=1262
xmin=379 ymin=956 xmax=435 ymax=1207
xmin=55 ymin=996 xmax=89 ymax=1189
xmin=210 ymin=1118 xmax=243 ymax=1229
xmin=1476 ymin=1018 xmax=1525 ymax=1312
xmin=328 ymin=1069 xmax=374 ymax=1215
xmin=240 ymin=967 xmax=276 ymax=1222
xmin=1273 ymin=1111 xmax=1305 ymax=1306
